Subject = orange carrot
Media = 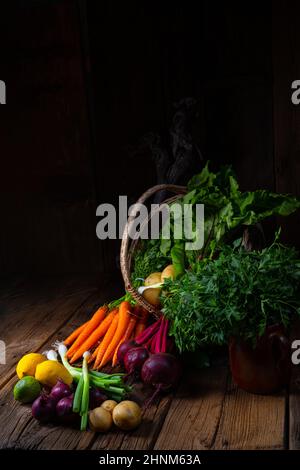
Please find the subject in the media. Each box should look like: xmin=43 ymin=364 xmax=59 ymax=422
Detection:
xmin=69 ymin=309 xmax=117 ymax=363
xmin=99 ymin=301 xmax=131 ymax=369
xmin=88 ymin=343 xmax=101 ymax=364
xmin=64 ymin=321 xmax=89 ymax=346
xmin=134 ymin=308 xmax=149 ymax=338
xmin=94 ymin=312 xmax=119 ymax=369
xmin=67 ymin=306 xmax=107 ymax=359
xmin=111 ymin=305 xmax=140 ymax=367
xmin=112 ymin=315 xmax=137 ymax=366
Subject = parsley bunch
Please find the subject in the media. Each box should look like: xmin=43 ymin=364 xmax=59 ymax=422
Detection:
xmin=161 ymin=241 xmax=300 ymax=352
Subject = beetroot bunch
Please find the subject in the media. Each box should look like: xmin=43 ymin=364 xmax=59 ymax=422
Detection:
xmin=117 ymin=316 xmax=181 ymax=406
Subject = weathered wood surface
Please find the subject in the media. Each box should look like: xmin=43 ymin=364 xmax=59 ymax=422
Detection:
xmin=0 ymin=277 xmax=98 ymax=389
xmin=0 ymin=278 xmax=174 ymax=450
xmin=154 ymin=366 xmax=228 ymax=450
xmin=212 ymin=379 xmax=285 ymax=450
xmin=0 ymin=277 xmax=118 ymax=450
xmin=0 ymin=279 xmax=293 ymax=450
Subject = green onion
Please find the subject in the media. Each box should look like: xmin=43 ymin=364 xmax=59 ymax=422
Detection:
xmin=80 ymin=351 xmax=90 ymax=431
xmin=58 ymin=343 xmax=81 ymax=382
xmin=73 ymin=374 xmax=84 ymax=413
xmin=56 ymin=342 xmax=131 ymax=426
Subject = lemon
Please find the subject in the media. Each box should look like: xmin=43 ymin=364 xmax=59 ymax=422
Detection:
xmin=35 ymin=360 xmax=73 ymax=388
xmin=16 ymin=353 xmax=46 ymax=379
xmin=14 ymin=376 xmax=41 ymax=403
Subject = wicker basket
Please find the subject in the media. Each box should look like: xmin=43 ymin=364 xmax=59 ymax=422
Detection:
xmin=120 ymin=184 xmax=187 ymax=317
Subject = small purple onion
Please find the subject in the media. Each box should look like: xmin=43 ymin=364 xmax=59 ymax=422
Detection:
xmin=32 ymin=394 xmax=56 ymax=423
xmin=56 ymin=396 xmax=75 ymax=423
xmin=50 ymin=380 xmax=72 ymax=403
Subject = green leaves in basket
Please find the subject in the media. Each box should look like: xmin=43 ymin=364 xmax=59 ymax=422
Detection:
xmin=131 ymin=162 xmax=300 ymax=282
xmin=171 ymin=242 xmax=185 ymax=279
xmin=131 ymin=239 xmax=171 ymax=287
xmin=184 ymin=162 xmax=300 ymax=268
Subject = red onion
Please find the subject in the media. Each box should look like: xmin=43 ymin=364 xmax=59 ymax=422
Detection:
xmin=141 ymin=353 xmax=182 ymax=406
xmin=56 ymin=396 xmax=75 ymax=424
xmin=50 ymin=380 xmax=72 ymax=403
xmin=124 ymin=347 xmax=149 ymax=376
xmin=89 ymin=387 xmax=107 ymax=409
xmin=32 ymin=394 xmax=56 ymax=423
xmin=117 ymin=340 xmax=137 ymax=366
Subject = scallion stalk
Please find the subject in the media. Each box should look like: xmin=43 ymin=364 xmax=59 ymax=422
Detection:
xmin=80 ymin=351 xmax=90 ymax=431
xmin=56 ymin=342 xmax=131 ymax=419
xmin=73 ymin=374 xmax=84 ymax=413
xmin=57 ymin=343 xmax=81 ymax=382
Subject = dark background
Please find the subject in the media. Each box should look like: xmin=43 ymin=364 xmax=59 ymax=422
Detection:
xmin=0 ymin=0 xmax=299 ymax=276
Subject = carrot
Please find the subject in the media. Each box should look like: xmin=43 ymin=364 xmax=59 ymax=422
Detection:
xmin=112 ymin=315 xmax=137 ymax=367
xmin=94 ymin=312 xmax=119 ymax=369
xmin=67 ymin=305 xmax=107 ymax=359
xmin=112 ymin=345 xmax=120 ymax=368
xmin=88 ymin=343 xmax=101 ymax=364
xmin=69 ymin=309 xmax=117 ymax=364
xmin=134 ymin=308 xmax=149 ymax=338
xmin=64 ymin=321 xmax=89 ymax=346
xmin=99 ymin=301 xmax=131 ymax=369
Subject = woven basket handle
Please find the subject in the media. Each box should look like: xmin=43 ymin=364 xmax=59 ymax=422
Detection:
xmin=120 ymin=184 xmax=187 ymax=316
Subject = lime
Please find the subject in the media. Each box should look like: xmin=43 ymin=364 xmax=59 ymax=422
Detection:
xmin=13 ymin=376 xmax=41 ymax=403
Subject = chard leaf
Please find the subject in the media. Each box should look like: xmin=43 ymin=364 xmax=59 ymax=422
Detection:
xmin=171 ymin=241 xmax=185 ymax=279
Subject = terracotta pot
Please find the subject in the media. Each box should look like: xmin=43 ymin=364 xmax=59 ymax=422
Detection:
xmin=229 ymin=325 xmax=291 ymax=394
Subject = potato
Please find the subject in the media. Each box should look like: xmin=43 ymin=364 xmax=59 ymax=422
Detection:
xmin=112 ymin=400 xmax=142 ymax=431
xmin=144 ymin=272 xmax=162 ymax=286
xmin=143 ymin=272 xmax=162 ymax=306
xmin=89 ymin=407 xmax=112 ymax=432
xmin=161 ymin=264 xmax=175 ymax=282
xmin=142 ymin=287 xmax=161 ymax=306
xmin=101 ymin=400 xmax=117 ymax=414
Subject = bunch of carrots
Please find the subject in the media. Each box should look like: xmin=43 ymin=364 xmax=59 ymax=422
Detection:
xmin=63 ymin=301 xmax=149 ymax=370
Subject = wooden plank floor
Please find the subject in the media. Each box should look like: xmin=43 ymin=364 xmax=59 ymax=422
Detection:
xmin=0 ymin=278 xmax=298 ymax=450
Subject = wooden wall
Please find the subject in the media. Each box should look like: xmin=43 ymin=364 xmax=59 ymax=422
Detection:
xmin=272 ymin=0 xmax=300 ymax=248
xmin=0 ymin=0 xmax=298 ymax=275
xmin=0 ymin=1 xmax=100 ymax=274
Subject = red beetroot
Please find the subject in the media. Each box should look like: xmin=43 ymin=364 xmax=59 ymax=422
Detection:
xmin=117 ymin=340 xmax=137 ymax=366
xmin=124 ymin=347 xmax=149 ymax=376
xmin=141 ymin=353 xmax=182 ymax=407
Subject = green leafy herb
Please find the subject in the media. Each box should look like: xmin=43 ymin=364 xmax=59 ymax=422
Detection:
xmin=131 ymin=239 xmax=170 ymax=287
xmin=132 ymin=163 xmax=300 ymax=280
xmin=161 ymin=241 xmax=300 ymax=352
xmin=184 ymin=162 xmax=300 ymax=269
